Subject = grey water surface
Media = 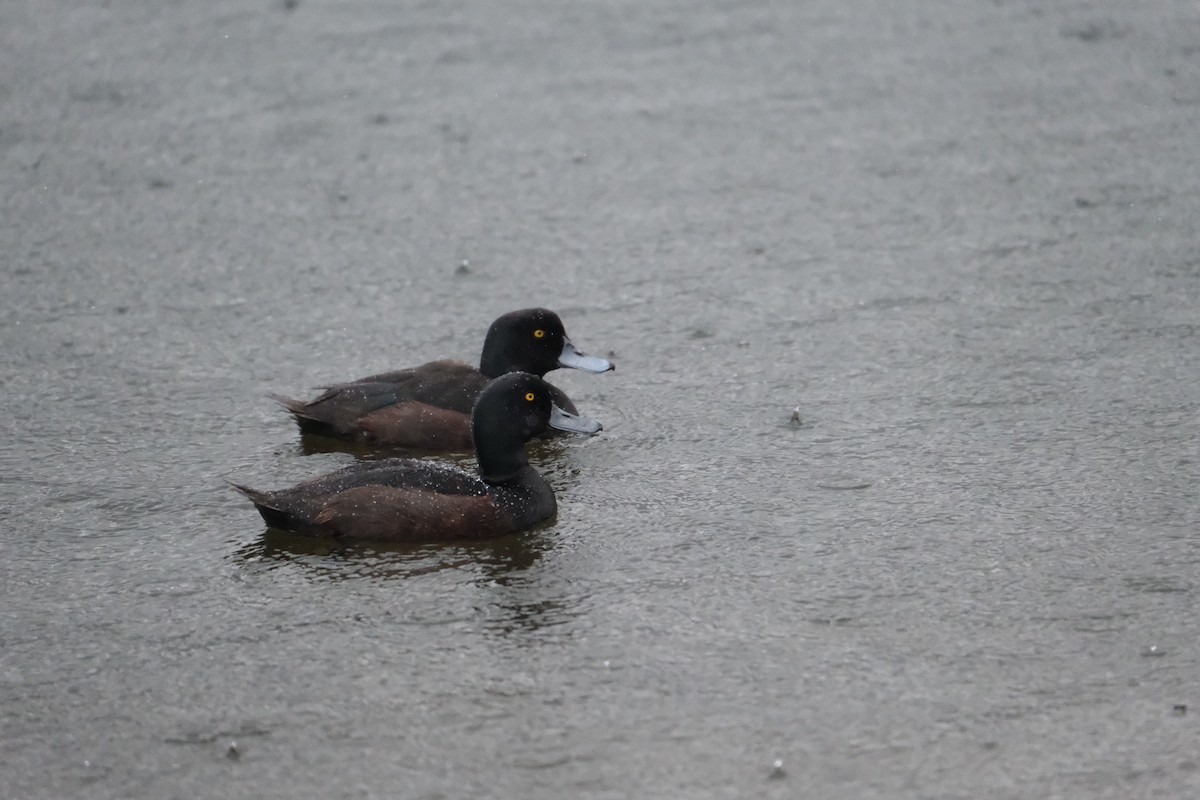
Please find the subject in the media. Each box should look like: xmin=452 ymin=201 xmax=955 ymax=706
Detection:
xmin=3 ymin=1 xmax=1199 ymax=798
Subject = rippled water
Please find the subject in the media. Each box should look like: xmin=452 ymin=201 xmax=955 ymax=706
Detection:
xmin=3 ymin=1 xmax=1199 ymax=798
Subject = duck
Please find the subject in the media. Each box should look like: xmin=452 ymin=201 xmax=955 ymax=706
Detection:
xmin=271 ymin=308 xmax=613 ymax=450
xmin=235 ymin=372 xmax=602 ymax=541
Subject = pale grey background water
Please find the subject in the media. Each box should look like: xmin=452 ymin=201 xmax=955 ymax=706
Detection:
xmin=3 ymin=1 xmax=1199 ymax=798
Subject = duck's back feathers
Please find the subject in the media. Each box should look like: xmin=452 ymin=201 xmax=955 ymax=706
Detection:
xmin=273 ymin=360 xmax=489 ymax=443
xmin=351 ymin=360 xmax=489 ymax=412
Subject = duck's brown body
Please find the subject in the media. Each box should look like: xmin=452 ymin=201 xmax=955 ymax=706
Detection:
xmin=233 ymin=459 xmax=530 ymax=541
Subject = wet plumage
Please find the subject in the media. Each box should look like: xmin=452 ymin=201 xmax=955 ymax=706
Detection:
xmin=272 ymin=308 xmax=613 ymax=450
xmin=236 ymin=373 xmax=603 ymax=542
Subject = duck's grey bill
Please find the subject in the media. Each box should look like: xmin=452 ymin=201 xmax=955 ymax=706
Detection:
xmin=558 ymin=340 xmax=614 ymax=373
xmin=549 ymin=405 xmax=603 ymax=435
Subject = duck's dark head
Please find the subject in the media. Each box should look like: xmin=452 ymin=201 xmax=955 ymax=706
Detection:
xmin=471 ymin=372 xmax=602 ymax=483
xmin=479 ymin=308 xmax=615 ymax=379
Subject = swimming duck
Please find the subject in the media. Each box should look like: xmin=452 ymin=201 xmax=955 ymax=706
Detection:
xmin=272 ymin=308 xmax=613 ymax=450
xmin=236 ymin=373 xmax=602 ymax=541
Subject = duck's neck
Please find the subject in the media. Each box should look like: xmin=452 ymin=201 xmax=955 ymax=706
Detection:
xmin=475 ymin=437 xmax=531 ymax=484
xmin=478 ymin=347 xmax=505 ymax=379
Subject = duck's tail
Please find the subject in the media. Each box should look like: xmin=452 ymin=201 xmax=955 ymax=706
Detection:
xmin=228 ymin=480 xmax=331 ymax=536
xmin=227 ymin=480 xmax=294 ymax=530
xmin=228 ymin=480 xmax=275 ymax=507
xmin=267 ymin=392 xmax=341 ymax=436
xmin=268 ymin=392 xmax=311 ymax=418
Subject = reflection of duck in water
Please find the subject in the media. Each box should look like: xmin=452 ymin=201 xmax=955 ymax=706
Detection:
xmin=271 ymin=308 xmax=613 ymax=451
xmin=234 ymin=373 xmax=602 ymax=543
xmin=232 ymin=527 xmax=555 ymax=583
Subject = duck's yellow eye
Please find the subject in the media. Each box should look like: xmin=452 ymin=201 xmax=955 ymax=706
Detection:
xmin=533 ymin=329 xmax=545 ymax=339
xmin=524 ymin=392 xmax=536 ymax=402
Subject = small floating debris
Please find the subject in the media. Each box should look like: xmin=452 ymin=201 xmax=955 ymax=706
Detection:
xmin=1173 ymin=704 xmax=1187 ymax=716
xmin=816 ymin=473 xmax=872 ymax=490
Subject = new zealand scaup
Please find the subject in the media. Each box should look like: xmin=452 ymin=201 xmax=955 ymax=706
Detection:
xmin=236 ymin=373 xmax=602 ymax=541
xmin=272 ymin=308 xmax=612 ymax=450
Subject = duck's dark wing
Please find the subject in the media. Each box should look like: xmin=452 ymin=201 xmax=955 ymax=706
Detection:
xmin=351 ymin=360 xmax=487 ymax=413
xmin=273 ymin=360 xmax=489 ymax=440
xmin=233 ymin=459 xmax=489 ymax=536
